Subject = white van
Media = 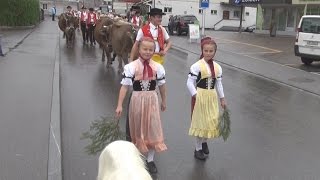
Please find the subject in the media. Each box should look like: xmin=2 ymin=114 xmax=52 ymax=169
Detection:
xmin=295 ymin=15 xmax=320 ymax=65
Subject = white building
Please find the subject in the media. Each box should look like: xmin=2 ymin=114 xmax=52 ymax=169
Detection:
xmin=152 ymin=0 xmax=256 ymax=30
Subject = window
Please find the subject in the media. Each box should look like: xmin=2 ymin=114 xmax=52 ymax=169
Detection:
xmin=43 ymin=4 xmax=47 ymax=9
xmin=301 ymin=18 xmax=320 ymax=34
xmin=164 ymin=7 xmax=172 ymax=13
xmin=199 ymin=9 xmax=203 ymax=14
xmin=211 ymin=10 xmax=217 ymax=15
xmin=246 ymin=12 xmax=249 ymax=16
xmin=234 ymin=10 xmax=240 ymax=18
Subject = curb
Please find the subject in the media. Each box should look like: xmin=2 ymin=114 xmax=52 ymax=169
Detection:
xmin=47 ymin=33 xmax=62 ymax=180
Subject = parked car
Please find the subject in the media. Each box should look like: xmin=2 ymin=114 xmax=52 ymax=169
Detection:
xmin=168 ymin=15 xmax=199 ymax=36
xmin=244 ymin=25 xmax=256 ymax=32
xmin=295 ymin=15 xmax=320 ymax=65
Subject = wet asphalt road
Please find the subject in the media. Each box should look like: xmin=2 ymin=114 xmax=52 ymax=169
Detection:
xmin=60 ymin=32 xmax=320 ymax=180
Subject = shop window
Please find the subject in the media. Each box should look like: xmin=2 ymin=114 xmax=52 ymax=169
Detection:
xmin=43 ymin=4 xmax=47 ymax=9
xmin=211 ymin=10 xmax=217 ymax=15
xmin=164 ymin=7 xmax=172 ymax=13
xmin=246 ymin=12 xmax=249 ymax=16
xmin=234 ymin=10 xmax=240 ymax=18
xmin=199 ymin=9 xmax=203 ymax=14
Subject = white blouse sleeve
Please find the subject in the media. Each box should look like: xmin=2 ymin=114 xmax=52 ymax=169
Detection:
xmin=162 ymin=26 xmax=170 ymax=41
xmin=120 ymin=64 xmax=134 ymax=86
xmin=156 ymin=64 xmax=166 ymax=86
xmin=135 ymin=29 xmax=143 ymax=42
xmin=187 ymin=63 xmax=200 ymax=96
xmin=215 ymin=64 xmax=225 ymax=98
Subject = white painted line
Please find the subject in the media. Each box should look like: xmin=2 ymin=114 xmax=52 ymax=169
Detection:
xmin=215 ymin=37 xmax=282 ymax=53
xmin=237 ymin=51 xmax=281 ymax=55
xmin=50 ymin=124 xmax=61 ymax=156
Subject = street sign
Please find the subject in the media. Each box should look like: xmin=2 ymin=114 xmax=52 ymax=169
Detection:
xmin=234 ymin=0 xmax=241 ymax=4
xmin=200 ymin=0 xmax=209 ymax=8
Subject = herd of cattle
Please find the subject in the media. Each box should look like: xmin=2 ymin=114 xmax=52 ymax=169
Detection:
xmin=58 ymin=13 xmax=138 ymax=72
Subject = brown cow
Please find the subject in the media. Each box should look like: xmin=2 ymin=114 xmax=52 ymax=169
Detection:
xmin=105 ymin=20 xmax=137 ymax=73
xmin=58 ymin=13 xmax=77 ymax=47
xmin=94 ymin=17 xmax=114 ymax=66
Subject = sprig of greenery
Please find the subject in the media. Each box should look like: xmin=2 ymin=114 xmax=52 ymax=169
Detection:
xmin=81 ymin=116 xmax=126 ymax=155
xmin=219 ymin=107 xmax=231 ymax=142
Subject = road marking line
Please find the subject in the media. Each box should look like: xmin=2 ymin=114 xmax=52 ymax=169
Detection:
xmin=237 ymin=51 xmax=281 ymax=55
xmin=51 ymin=124 xmax=61 ymax=156
xmin=284 ymin=63 xmax=302 ymax=66
xmin=215 ymin=37 xmax=282 ymax=53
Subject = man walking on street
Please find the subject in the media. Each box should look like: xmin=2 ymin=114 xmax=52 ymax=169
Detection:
xmin=130 ymin=8 xmax=172 ymax=64
xmin=79 ymin=6 xmax=88 ymax=44
xmin=51 ymin=6 xmax=56 ymax=21
xmin=87 ymin=8 xmax=97 ymax=46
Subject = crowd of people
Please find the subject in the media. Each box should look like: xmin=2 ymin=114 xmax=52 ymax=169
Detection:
xmin=55 ymin=4 xmax=227 ymax=176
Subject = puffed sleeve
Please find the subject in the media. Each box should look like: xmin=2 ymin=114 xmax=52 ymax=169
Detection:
xmin=187 ymin=63 xmax=200 ymax=96
xmin=120 ymin=64 xmax=134 ymax=86
xmin=162 ymin=26 xmax=170 ymax=41
xmin=215 ymin=64 xmax=225 ymax=98
xmin=156 ymin=64 xmax=166 ymax=86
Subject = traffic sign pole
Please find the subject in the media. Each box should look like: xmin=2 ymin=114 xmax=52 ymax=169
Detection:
xmin=202 ymin=8 xmax=205 ymax=37
xmin=200 ymin=0 xmax=209 ymax=37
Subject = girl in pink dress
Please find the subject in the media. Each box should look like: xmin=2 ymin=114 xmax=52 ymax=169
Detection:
xmin=115 ymin=37 xmax=167 ymax=174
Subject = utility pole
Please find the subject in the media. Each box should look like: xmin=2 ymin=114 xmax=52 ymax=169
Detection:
xmin=153 ymin=0 xmax=155 ymax=8
xmin=239 ymin=5 xmax=243 ymax=33
xmin=201 ymin=8 xmax=205 ymax=37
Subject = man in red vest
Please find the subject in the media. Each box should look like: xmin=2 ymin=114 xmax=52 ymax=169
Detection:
xmin=79 ymin=6 xmax=88 ymax=44
xmin=129 ymin=8 xmax=172 ymax=65
xmin=130 ymin=6 xmax=143 ymax=28
xmin=86 ymin=8 xmax=97 ymax=45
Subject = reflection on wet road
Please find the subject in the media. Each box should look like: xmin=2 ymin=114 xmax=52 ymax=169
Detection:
xmin=60 ymin=32 xmax=320 ymax=180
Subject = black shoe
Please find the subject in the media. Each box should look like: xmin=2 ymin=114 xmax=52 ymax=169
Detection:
xmin=194 ymin=150 xmax=206 ymax=160
xmin=147 ymin=161 xmax=158 ymax=174
xmin=202 ymin=142 xmax=209 ymax=155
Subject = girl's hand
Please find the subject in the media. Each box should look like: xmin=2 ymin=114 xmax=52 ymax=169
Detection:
xmin=220 ymin=98 xmax=226 ymax=110
xmin=161 ymin=101 xmax=166 ymax=112
xmin=115 ymin=106 xmax=123 ymax=119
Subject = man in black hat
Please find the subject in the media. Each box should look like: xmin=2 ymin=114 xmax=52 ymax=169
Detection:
xmin=65 ymin=6 xmax=72 ymax=15
xmin=130 ymin=6 xmax=142 ymax=28
xmin=130 ymin=8 xmax=172 ymax=64
xmin=79 ymin=6 xmax=88 ymax=44
xmin=87 ymin=8 xmax=97 ymax=45
xmin=128 ymin=7 xmax=172 ymax=174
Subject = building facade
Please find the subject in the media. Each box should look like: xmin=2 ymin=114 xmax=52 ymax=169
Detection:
xmin=152 ymin=0 xmax=257 ymax=29
xmin=40 ymin=0 xmax=103 ymax=16
xmin=235 ymin=0 xmax=320 ymax=35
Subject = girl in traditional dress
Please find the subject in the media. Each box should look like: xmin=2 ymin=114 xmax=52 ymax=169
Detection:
xmin=115 ymin=37 xmax=167 ymax=173
xmin=187 ymin=37 xmax=226 ymax=160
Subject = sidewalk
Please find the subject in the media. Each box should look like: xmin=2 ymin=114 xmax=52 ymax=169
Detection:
xmin=170 ymin=31 xmax=320 ymax=96
xmin=0 ymin=19 xmax=61 ymax=180
xmin=0 ymin=28 xmax=35 ymax=56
